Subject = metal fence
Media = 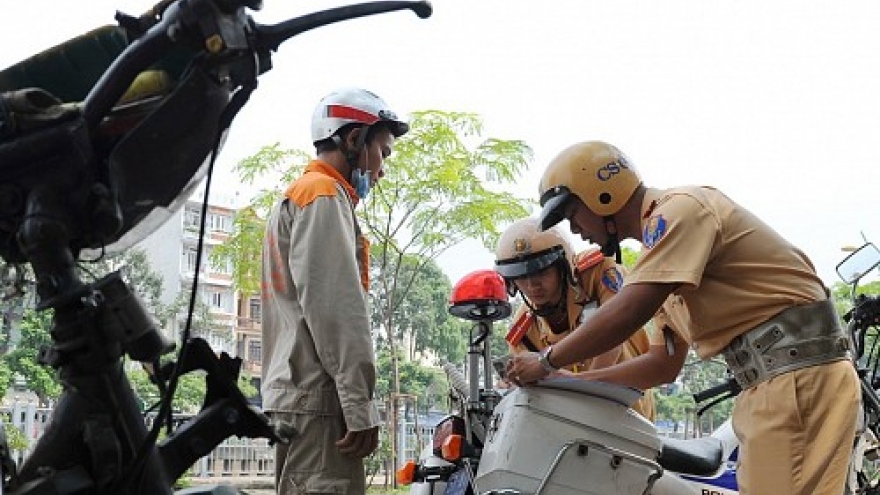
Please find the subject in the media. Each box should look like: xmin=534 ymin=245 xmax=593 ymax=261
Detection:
xmin=0 ymin=401 xmax=276 ymax=477
xmin=2 ymin=401 xmax=448 ymax=479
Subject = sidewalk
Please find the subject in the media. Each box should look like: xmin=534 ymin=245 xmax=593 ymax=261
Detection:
xmin=191 ymin=476 xmax=273 ymax=490
xmin=190 ymin=474 xmax=394 ymax=492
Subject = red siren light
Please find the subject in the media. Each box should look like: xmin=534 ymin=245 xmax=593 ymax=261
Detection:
xmin=448 ymin=269 xmax=512 ymax=322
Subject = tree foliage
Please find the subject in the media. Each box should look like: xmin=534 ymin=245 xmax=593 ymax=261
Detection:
xmin=370 ymin=252 xmax=467 ymax=364
xmin=374 ymin=347 xmax=447 ymax=413
xmin=3 ymin=309 xmax=60 ymax=405
xmin=211 ymin=143 xmax=311 ymax=297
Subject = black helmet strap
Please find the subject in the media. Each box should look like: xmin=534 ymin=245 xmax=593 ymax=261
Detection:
xmin=602 ymin=216 xmax=622 ymax=264
xmin=332 ymin=124 xmax=371 ymax=178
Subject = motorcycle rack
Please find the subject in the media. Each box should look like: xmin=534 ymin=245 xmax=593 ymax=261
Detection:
xmin=532 ymin=437 xmax=662 ymax=495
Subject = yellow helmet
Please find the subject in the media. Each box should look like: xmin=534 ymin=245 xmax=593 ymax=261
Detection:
xmin=538 ymin=141 xmax=642 ymax=231
xmin=494 ymin=217 xmax=575 ymax=284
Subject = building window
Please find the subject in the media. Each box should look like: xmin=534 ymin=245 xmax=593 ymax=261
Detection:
xmin=248 ymin=340 xmax=262 ymax=363
xmin=249 ymin=298 xmax=261 ymax=320
xmin=208 ymin=213 xmax=231 ymax=233
xmin=182 ymin=247 xmax=200 ymax=273
xmin=206 ymin=289 xmax=233 ymax=313
xmin=184 ymin=206 xmax=201 ymax=229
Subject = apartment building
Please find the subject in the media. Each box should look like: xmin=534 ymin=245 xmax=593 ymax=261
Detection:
xmin=136 ymin=191 xmax=252 ymax=364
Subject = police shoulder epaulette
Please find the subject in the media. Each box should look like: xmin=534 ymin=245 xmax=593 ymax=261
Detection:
xmin=505 ymin=312 xmax=536 ymax=347
xmin=575 ymin=248 xmax=605 ymax=273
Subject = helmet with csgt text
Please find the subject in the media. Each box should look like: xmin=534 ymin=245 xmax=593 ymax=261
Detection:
xmin=310 ymin=87 xmax=409 ymax=144
xmin=537 ymin=141 xmax=642 ymax=231
xmin=494 ymin=217 xmax=575 ymax=285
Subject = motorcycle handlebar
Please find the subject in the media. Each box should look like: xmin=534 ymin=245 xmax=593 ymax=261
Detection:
xmin=693 ymin=378 xmax=740 ymax=404
xmin=82 ymin=0 xmax=432 ymax=129
xmin=255 ymin=1 xmax=432 ymax=52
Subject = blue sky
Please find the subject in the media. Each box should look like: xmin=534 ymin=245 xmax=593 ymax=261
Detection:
xmin=4 ymin=0 xmax=878 ymax=286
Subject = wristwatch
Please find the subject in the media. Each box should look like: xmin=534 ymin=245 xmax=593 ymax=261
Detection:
xmin=538 ymin=345 xmax=559 ymax=374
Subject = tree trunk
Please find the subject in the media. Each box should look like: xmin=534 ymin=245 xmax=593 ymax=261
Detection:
xmin=384 ymin=310 xmax=401 ymax=489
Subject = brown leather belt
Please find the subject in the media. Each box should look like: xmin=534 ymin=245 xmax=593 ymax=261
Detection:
xmin=721 ymin=299 xmax=852 ymax=390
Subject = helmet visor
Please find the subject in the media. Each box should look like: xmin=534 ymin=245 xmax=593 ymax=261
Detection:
xmin=538 ymin=187 xmax=572 ymax=232
xmin=495 ymin=248 xmax=564 ymax=279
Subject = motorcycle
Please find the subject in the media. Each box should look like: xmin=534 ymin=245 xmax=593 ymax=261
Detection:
xmin=397 ymin=270 xmax=740 ymax=495
xmin=836 ymin=242 xmax=880 ymax=494
xmin=0 ymin=1 xmax=431 ymax=494
xmin=400 ymin=248 xmax=880 ymax=495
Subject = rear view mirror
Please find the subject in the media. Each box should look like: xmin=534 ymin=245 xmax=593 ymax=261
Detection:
xmin=837 ymin=243 xmax=880 ymax=284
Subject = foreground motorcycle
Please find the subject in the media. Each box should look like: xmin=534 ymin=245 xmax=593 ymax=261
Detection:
xmin=397 ymin=269 xmax=739 ymax=495
xmin=0 ymin=1 xmax=431 ymax=494
xmin=837 ymin=242 xmax=880 ymax=494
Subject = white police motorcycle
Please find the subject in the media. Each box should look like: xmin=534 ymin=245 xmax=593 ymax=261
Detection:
xmin=397 ymin=270 xmax=739 ymax=495
xmin=399 ymin=249 xmax=880 ymax=495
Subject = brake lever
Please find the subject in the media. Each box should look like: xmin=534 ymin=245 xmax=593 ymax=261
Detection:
xmin=253 ymin=0 xmax=432 ymax=55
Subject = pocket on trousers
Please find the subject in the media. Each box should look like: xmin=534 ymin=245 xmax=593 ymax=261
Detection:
xmin=283 ymin=414 xmax=331 ymax=474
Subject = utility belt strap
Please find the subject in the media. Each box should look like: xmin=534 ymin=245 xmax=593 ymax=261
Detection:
xmin=721 ymin=299 xmax=852 ymax=390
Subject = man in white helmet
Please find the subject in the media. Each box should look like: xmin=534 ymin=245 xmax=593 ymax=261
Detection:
xmin=261 ymin=88 xmax=408 ymax=495
xmin=508 ymin=141 xmax=859 ymax=495
xmin=495 ymin=216 xmax=660 ymax=421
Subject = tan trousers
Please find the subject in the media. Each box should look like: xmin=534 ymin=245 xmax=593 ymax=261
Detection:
xmin=634 ymin=388 xmax=657 ymax=423
xmin=272 ymin=411 xmax=366 ymax=495
xmin=732 ymin=360 xmax=859 ymax=495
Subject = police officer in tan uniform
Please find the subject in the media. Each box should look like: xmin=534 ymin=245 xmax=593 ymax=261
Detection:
xmin=261 ymin=88 xmax=408 ymax=495
xmin=508 ymin=141 xmax=859 ymax=495
xmin=495 ymin=217 xmax=657 ymax=421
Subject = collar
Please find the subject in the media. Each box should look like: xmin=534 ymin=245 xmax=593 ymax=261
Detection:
xmin=304 ymin=159 xmax=359 ymax=206
xmin=641 ymin=188 xmax=665 ymax=219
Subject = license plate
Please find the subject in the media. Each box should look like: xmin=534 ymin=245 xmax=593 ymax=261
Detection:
xmin=443 ymin=469 xmax=469 ymax=495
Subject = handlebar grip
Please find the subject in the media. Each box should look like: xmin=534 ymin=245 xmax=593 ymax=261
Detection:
xmin=443 ymin=362 xmax=469 ymax=400
xmin=693 ymin=379 xmax=738 ymax=403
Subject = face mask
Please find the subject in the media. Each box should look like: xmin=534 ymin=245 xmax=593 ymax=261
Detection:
xmin=352 ymin=168 xmax=372 ymax=199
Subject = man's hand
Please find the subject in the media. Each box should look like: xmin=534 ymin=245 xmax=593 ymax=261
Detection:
xmin=336 ymin=426 xmax=379 ymax=458
xmin=507 ymin=352 xmax=550 ymax=386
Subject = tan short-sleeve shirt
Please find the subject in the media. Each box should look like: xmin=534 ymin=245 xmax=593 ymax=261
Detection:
xmin=626 ymin=186 xmax=827 ymax=358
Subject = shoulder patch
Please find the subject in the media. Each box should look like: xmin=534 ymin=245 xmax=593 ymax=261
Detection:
xmin=642 ymin=214 xmax=668 ymax=249
xmin=285 ymin=173 xmax=339 ymax=208
xmin=601 ymin=267 xmax=624 ymax=293
xmin=506 ymin=312 xmax=536 ymax=347
xmin=575 ymin=248 xmax=605 ymax=273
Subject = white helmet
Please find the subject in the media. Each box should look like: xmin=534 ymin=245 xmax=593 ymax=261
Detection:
xmin=310 ymin=87 xmax=409 ymax=144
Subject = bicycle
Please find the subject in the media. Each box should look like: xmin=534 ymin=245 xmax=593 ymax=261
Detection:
xmin=0 ymin=1 xmax=431 ymax=493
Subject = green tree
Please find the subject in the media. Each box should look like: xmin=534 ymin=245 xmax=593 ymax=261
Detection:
xmin=654 ymin=391 xmax=691 ymax=427
xmin=3 ymin=309 xmax=60 ymax=405
xmin=370 ymin=253 xmax=467 ymax=364
xmin=677 ymin=356 xmax=732 ymax=433
xmin=619 ymin=245 xmax=640 ymax=270
xmin=363 ymin=110 xmax=531 ymax=479
xmin=211 ymin=144 xmax=311 ymax=297
xmin=0 ymin=326 xmax=13 ymax=398
xmin=830 ymin=279 xmax=880 ymax=316
xmin=128 ymin=366 xmax=207 ymax=414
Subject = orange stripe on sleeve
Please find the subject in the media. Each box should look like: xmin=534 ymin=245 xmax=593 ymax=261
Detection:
xmin=506 ymin=312 xmax=536 ymax=346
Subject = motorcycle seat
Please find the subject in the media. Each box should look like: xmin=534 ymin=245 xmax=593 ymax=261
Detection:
xmin=657 ymin=435 xmax=724 ymax=477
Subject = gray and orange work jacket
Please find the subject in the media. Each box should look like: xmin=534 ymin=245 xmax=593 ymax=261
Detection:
xmin=260 ymin=160 xmax=380 ymax=432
